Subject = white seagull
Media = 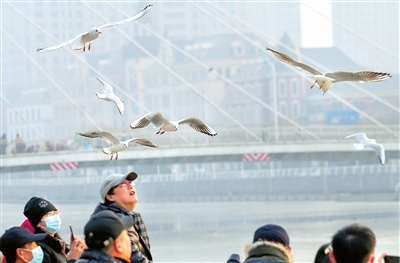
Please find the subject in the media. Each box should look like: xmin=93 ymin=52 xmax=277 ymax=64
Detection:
xmin=266 ymin=47 xmax=391 ymax=95
xmin=95 ymin=77 xmax=124 ymax=115
xmin=37 ymin=4 xmax=153 ymax=52
xmin=129 ymin=112 xmax=217 ymax=137
xmin=344 ymin=132 xmax=385 ymax=165
xmin=78 ymin=131 xmax=158 ymax=160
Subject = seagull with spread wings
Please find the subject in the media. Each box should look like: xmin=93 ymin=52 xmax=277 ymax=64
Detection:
xmin=95 ymin=77 xmax=124 ymax=115
xmin=78 ymin=131 xmax=158 ymax=160
xmin=37 ymin=4 xmax=153 ymax=52
xmin=266 ymin=47 xmax=391 ymax=95
xmin=130 ymin=112 xmax=217 ymax=137
xmin=344 ymin=132 xmax=385 ymax=165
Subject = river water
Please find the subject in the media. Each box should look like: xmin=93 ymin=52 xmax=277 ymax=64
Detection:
xmin=1 ymin=200 xmax=398 ymax=262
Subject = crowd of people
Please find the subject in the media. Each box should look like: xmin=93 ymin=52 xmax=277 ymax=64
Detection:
xmin=0 ymin=171 xmax=395 ymax=263
xmin=0 ymin=133 xmax=71 ymax=155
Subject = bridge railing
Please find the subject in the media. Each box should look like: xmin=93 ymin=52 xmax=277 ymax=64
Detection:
xmin=2 ymin=124 xmax=398 ymax=156
xmin=2 ymin=163 xmax=398 ymax=186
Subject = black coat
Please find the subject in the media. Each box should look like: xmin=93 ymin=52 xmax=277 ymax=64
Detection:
xmin=36 ymin=234 xmax=75 ymax=263
xmin=75 ymin=249 xmax=128 ymax=263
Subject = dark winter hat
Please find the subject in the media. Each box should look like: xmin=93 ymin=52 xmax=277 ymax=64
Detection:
xmin=100 ymin=172 xmax=138 ymax=201
xmin=0 ymin=227 xmax=46 ymax=262
xmin=253 ymin=224 xmax=290 ymax=247
xmin=84 ymin=210 xmax=134 ymax=249
xmin=23 ymin=197 xmax=58 ymax=228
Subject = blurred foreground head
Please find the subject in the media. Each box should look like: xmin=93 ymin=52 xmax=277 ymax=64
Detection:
xmin=329 ymin=223 xmax=376 ymax=263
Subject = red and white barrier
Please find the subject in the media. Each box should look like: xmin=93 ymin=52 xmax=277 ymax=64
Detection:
xmin=50 ymin=162 xmax=79 ymax=171
xmin=242 ymin=153 xmax=270 ymax=162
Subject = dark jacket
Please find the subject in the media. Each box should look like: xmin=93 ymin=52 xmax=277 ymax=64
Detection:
xmin=75 ymin=249 xmax=129 ymax=263
xmin=244 ymin=240 xmax=294 ymax=263
xmin=36 ymin=233 xmax=75 ymax=263
xmin=92 ymin=203 xmax=152 ymax=263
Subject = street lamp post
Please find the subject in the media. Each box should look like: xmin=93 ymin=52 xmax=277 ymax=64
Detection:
xmin=264 ymin=59 xmax=279 ymax=142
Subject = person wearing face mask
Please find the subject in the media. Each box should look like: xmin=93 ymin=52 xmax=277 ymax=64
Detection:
xmin=23 ymin=197 xmax=87 ymax=263
xmin=0 ymin=226 xmax=46 ymax=263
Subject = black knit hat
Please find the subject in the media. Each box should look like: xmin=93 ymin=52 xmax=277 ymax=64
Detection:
xmin=23 ymin=197 xmax=58 ymax=228
xmin=253 ymin=224 xmax=290 ymax=247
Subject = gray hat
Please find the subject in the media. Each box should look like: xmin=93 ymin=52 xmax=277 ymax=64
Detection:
xmin=100 ymin=172 xmax=138 ymax=201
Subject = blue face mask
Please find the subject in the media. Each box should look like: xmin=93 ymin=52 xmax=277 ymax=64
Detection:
xmin=21 ymin=246 xmax=44 ymax=263
xmin=43 ymin=214 xmax=62 ymax=234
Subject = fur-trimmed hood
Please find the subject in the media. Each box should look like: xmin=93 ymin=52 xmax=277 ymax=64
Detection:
xmin=244 ymin=240 xmax=294 ymax=263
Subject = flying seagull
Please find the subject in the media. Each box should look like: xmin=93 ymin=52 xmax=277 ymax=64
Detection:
xmin=95 ymin=77 xmax=124 ymax=115
xmin=37 ymin=4 xmax=153 ymax=52
xmin=130 ymin=112 xmax=217 ymax=137
xmin=266 ymin=47 xmax=391 ymax=95
xmin=78 ymin=131 xmax=158 ymax=160
xmin=344 ymin=132 xmax=385 ymax=165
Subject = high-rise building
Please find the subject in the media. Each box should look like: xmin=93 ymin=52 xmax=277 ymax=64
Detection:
xmin=332 ymin=1 xmax=399 ymax=73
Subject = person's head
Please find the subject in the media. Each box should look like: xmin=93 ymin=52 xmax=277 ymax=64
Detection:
xmin=329 ymin=223 xmax=376 ymax=263
xmin=84 ymin=210 xmax=133 ymax=261
xmin=0 ymin=227 xmax=46 ymax=263
xmin=253 ymin=224 xmax=291 ymax=250
xmin=100 ymin=172 xmax=138 ymax=211
xmin=23 ymin=197 xmax=61 ymax=236
xmin=314 ymin=243 xmax=332 ymax=263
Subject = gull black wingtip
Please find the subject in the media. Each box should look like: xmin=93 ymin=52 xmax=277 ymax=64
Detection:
xmin=145 ymin=3 xmax=153 ymax=9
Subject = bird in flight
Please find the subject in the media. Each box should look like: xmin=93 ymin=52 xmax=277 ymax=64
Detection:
xmin=130 ymin=112 xmax=217 ymax=137
xmin=37 ymin=4 xmax=153 ymax=52
xmin=95 ymin=77 xmax=124 ymax=115
xmin=78 ymin=131 xmax=158 ymax=160
xmin=266 ymin=47 xmax=391 ymax=95
xmin=344 ymin=132 xmax=385 ymax=165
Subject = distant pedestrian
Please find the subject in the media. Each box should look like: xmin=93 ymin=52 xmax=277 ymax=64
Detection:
xmin=15 ymin=134 xmax=25 ymax=153
xmin=0 ymin=133 xmax=7 ymax=155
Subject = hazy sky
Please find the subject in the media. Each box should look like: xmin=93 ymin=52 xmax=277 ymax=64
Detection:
xmin=300 ymin=0 xmax=332 ymax=47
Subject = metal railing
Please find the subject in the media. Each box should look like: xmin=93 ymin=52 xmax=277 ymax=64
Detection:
xmin=2 ymin=124 xmax=398 ymax=157
xmin=1 ymin=163 xmax=398 ymax=186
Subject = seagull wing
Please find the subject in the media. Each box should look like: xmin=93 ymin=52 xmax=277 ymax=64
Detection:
xmin=367 ymin=143 xmax=385 ymax=165
xmin=266 ymin=47 xmax=322 ymax=76
xmin=96 ymin=77 xmax=114 ymax=94
xmin=178 ymin=117 xmax=217 ymax=136
xmin=98 ymin=4 xmax=153 ymax=29
xmin=110 ymin=97 xmax=124 ymax=116
xmin=325 ymin=71 xmax=391 ymax=83
xmin=125 ymin=138 xmax=159 ymax=148
xmin=130 ymin=112 xmax=165 ymax=129
xmin=344 ymin=132 xmax=371 ymax=145
xmin=79 ymin=131 xmax=120 ymax=145
xmin=37 ymin=32 xmax=88 ymax=52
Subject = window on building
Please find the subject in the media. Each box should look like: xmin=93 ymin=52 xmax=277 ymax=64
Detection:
xmin=278 ymin=80 xmax=287 ymax=98
xmin=291 ymin=79 xmax=299 ymax=97
xmin=279 ymin=101 xmax=287 ymax=115
xmin=232 ymin=41 xmax=244 ymax=57
xmin=292 ymin=101 xmax=300 ymax=119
